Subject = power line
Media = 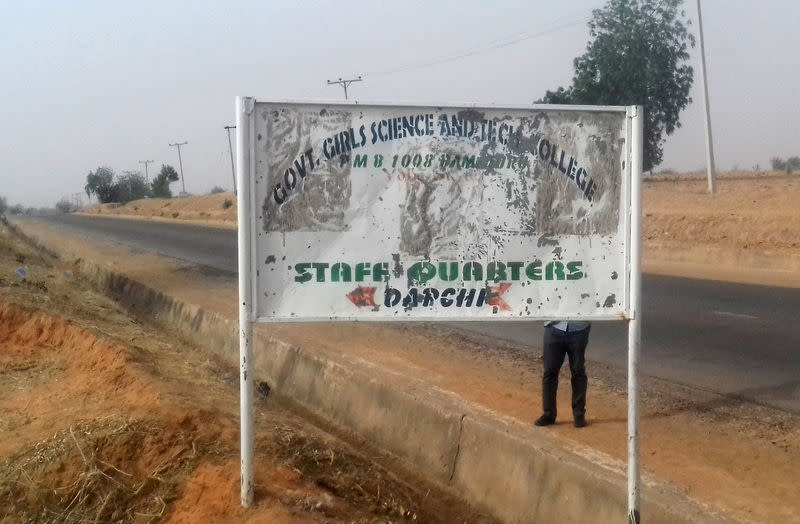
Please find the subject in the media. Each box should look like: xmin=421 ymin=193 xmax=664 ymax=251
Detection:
xmin=364 ymin=15 xmax=589 ymax=79
xmin=371 ymin=2 xmax=663 ymax=80
xmin=648 ymin=0 xmax=666 ymax=17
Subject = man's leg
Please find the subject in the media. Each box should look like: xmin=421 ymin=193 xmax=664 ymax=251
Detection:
xmin=541 ymin=326 xmax=567 ymax=420
xmin=566 ymin=327 xmax=590 ymax=421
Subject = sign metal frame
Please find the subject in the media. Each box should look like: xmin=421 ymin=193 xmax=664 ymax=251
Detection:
xmin=249 ymin=99 xmax=635 ymax=323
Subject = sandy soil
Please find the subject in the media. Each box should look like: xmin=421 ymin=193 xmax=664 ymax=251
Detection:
xmin=81 ymin=193 xmax=237 ymax=230
xmin=12 ymin=216 xmax=800 ymax=522
xmin=643 ymin=171 xmax=800 ymax=286
xmin=0 ymin=224 xmax=490 ymax=522
xmin=80 ymin=170 xmax=800 ymax=287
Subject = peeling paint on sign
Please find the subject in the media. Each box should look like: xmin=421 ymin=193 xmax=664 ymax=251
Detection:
xmin=250 ymin=102 xmax=631 ymax=321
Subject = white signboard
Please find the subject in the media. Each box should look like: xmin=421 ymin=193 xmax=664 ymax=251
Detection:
xmin=245 ymin=102 xmax=634 ymax=321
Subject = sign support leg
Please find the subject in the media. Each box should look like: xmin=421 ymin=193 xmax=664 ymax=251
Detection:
xmin=239 ymin=321 xmax=254 ymax=506
xmin=627 ymin=105 xmax=644 ymax=523
xmin=627 ymin=318 xmax=641 ymax=523
xmin=236 ymin=96 xmax=255 ymax=507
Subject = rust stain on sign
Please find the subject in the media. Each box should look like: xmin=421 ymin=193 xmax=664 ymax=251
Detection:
xmin=487 ymin=283 xmax=513 ymax=312
xmin=347 ymin=286 xmax=377 ymax=308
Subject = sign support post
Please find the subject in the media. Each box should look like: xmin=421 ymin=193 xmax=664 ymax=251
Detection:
xmin=627 ymin=105 xmax=644 ymax=524
xmin=236 ymin=96 xmax=255 ymax=507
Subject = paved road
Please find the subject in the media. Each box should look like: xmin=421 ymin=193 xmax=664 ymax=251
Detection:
xmin=17 ymin=215 xmax=800 ymax=412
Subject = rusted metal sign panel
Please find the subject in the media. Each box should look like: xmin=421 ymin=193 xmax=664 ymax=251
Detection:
xmin=249 ymin=102 xmax=632 ymax=321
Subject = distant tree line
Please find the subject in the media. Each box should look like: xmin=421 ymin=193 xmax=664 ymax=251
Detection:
xmin=84 ymin=165 xmax=180 ymax=204
xmin=0 ymin=196 xmax=56 ymax=217
xmin=771 ymin=156 xmax=800 ymax=175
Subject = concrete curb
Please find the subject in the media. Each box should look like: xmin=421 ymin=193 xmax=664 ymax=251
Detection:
xmin=8 ymin=218 xmax=731 ymax=523
xmin=256 ymin=335 xmax=464 ymax=484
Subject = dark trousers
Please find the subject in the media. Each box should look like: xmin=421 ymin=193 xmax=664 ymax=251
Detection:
xmin=542 ymin=325 xmax=590 ymax=419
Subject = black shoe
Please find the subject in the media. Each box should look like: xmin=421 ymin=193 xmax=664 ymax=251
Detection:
xmin=573 ymin=415 xmax=587 ymax=428
xmin=534 ymin=414 xmax=556 ymax=426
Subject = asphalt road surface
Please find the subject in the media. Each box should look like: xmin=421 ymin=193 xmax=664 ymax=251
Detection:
xmin=16 ymin=214 xmax=800 ymax=413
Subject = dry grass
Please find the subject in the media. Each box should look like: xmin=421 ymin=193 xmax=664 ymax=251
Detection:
xmin=268 ymin=424 xmax=421 ymax=521
xmin=0 ymin=417 xmax=223 ymax=523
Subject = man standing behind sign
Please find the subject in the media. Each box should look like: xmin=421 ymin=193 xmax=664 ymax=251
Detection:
xmin=534 ymin=321 xmax=591 ymax=428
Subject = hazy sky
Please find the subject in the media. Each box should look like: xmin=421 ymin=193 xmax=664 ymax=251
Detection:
xmin=1 ymin=1 xmax=798 ymax=207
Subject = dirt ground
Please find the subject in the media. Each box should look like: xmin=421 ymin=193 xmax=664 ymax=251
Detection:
xmin=643 ymin=171 xmax=800 ymax=286
xmin=22 ymin=171 xmax=800 ymax=522
xmin=81 ymin=193 xmax=237 ymax=230
xmin=0 ymin=223 xmax=491 ymax=522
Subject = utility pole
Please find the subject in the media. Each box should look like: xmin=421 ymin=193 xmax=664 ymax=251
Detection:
xmin=224 ymin=125 xmax=237 ymax=195
xmin=169 ymin=141 xmax=188 ymax=195
xmin=139 ymin=159 xmax=154 ymax=184
xmin=326 ymin=76 xmax=363 ymax=100
xmin=122 ymin=170 xmax=138 ymax=200
xmin=696 ymin=0 xmax=716 ymax=194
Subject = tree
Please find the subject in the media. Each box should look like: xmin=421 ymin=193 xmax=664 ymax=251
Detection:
xmin=540 ymin=0 xmax=695 ymax=171
xmin=0 ymin=196 xmax=7 ymax=216
xmin=771 ymin=157 xmax=786 ymax=171
xmin=772 ymin=156 xmax=800 ymax=174
xmin=539 ymin=86 xmax=573 ymax=104
xmin=55 ymin=198 xmax=76 ymax=214
xmin=117 ymin=171 xmax=150 ymax=203
xmin=150 ymin=165 xmax=180 ymax=198
xmin=85 ymin=167 xmax=118 ymax=203
xmin=785 ymin=156 xmax=800 ymax=175
xmin=9 ymin=204 xmax=24 ymax=215
xmin=209 ymin=186 xmax=226 ymax=194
